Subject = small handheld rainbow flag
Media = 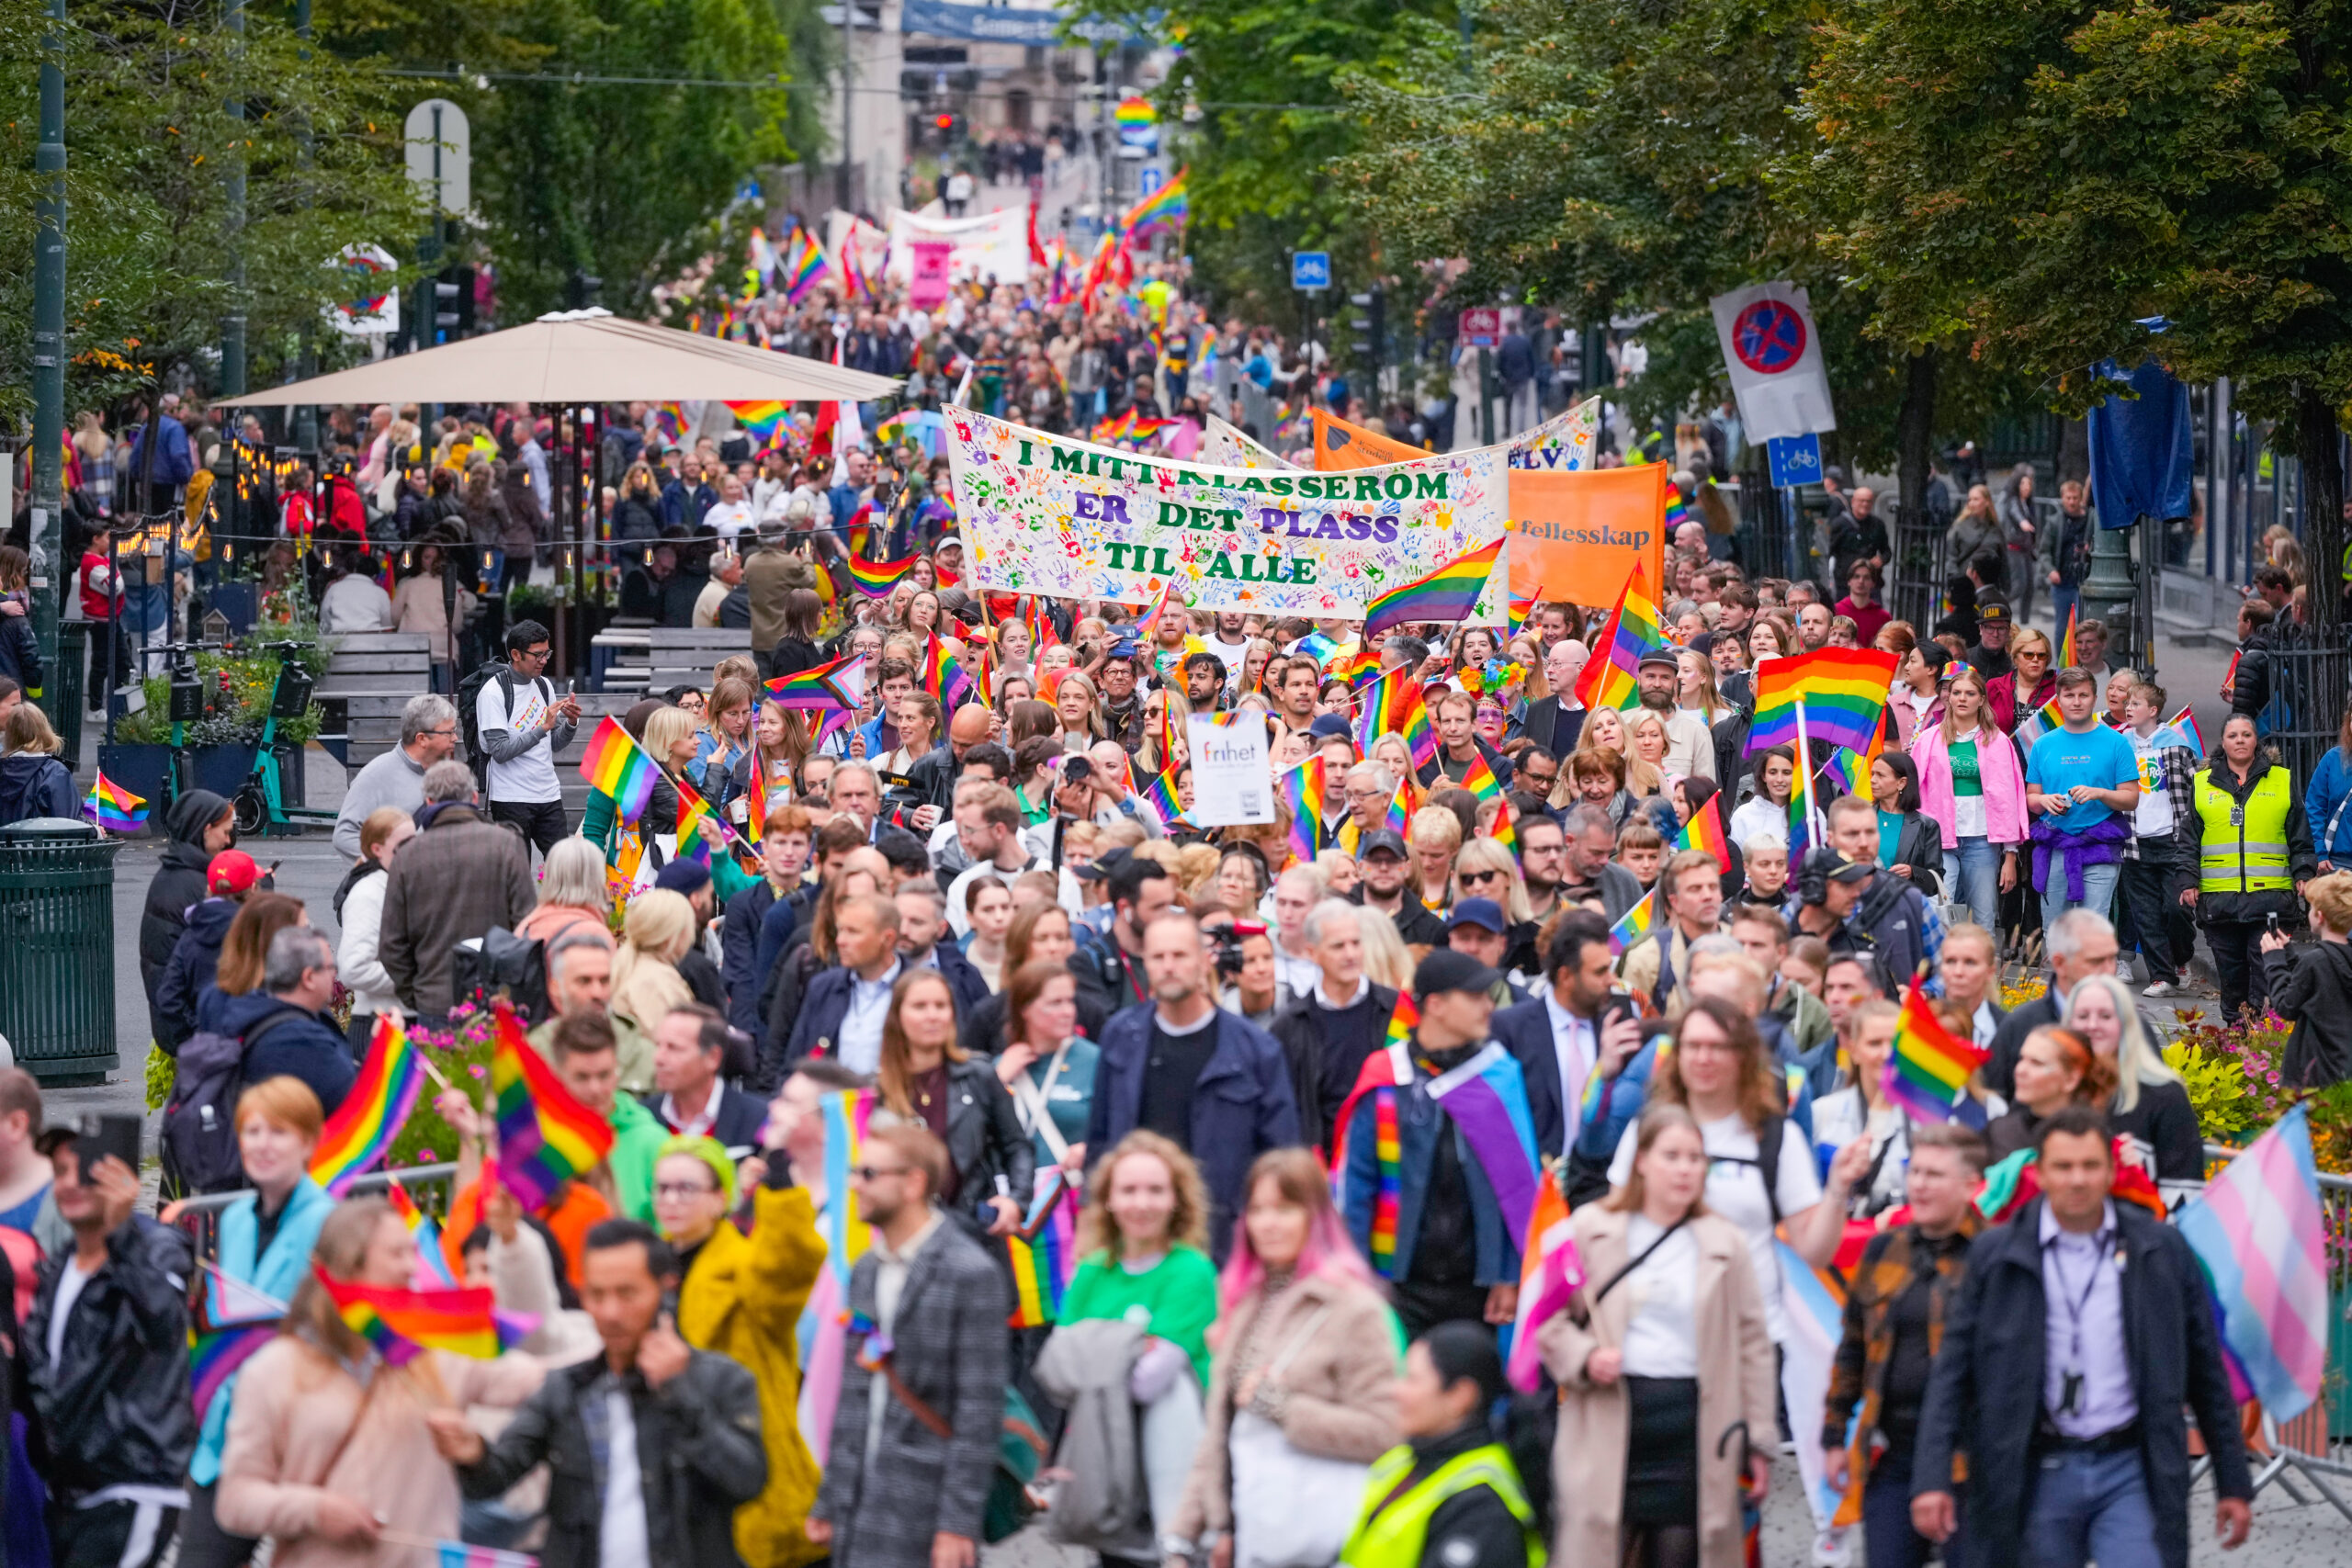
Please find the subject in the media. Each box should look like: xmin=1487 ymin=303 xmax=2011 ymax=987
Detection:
xmin=1488 ymin=797 xmax=1518 ymax=856
xmin=309 ymin=1014 xmax=427 ymax=1194
xmin=2155 ymin=704 xmax=2205 ymax=757
xmin=820 ymin=1088 xmax=876 ymax=1286
xmin=1608 ymin=886 xmax=1659 ymax=958
xmin=1130 ymin=578 xmax=1174 ymax=646
xmin=85 ymin=771 xmax=149 ymax=834
xmin=1458 ymin=752 xmax=1502 ymax=803
xmin=1116 ymin=166 xmax=1190 ymax=239
xmin=1353 ymin=663 xmax=1437 ymax=768
xmin=2015 ymin=694 xmax=2066 ymax=749
xmin=1816 ymin=747 xmax=1871 ymax=799
xmin=673 ymin=774 xmax=718 ymax=866
xmin=1747 ymin=647 xmax=1901 ymax=757
xmin=1340 ymin=644 xmax=1385 ymax=687
xmin=579 ymin=717 xmax=662 ymax=824
xmin=1677 ymin=793 xmax=1733 ymax=874
xmin=190 ymin=1325 xmax=277 ymax=1423
xmin=491 ymin=1003 xmax=616 ymax=1212
xmin=387 ymin=1179 xmax=459 ymax=1289
xmin=921 ymin=633 xmax=977 ymax=711
xmin=1139 ymin=768 xmax=1186 ymax=831
xmin=765 ymin=652 xmax=865 ymax=713
xmin=1006 ymin=1173 xmax=1076 ymax=1328
xmin=845 ymin=553 xmax=921 ymax=598
xmin=1384 ymin=775 xmax=1413 ymax=835
xmin=1506 ymin=1176 xmax=1587 ymax=1393
xmin=1507 ymin=588 xmax=1540 ymax=640
xmin=315 ymin=1269 xmax=530 ymax=1366
xmin=1880 ymin=978 xmax=1990 ymax=1128
xmin=1281 ymin=757 xmax=1328 ymax=864
xmin=1362 ymin=539 xmax=1505 ymax=641
xmin=2058 ymin=604 xmax=2078 ymax=670
xmin=1573 ymin=563 xmax=1664 ymax=713
xmin=782 ymin=225 xmax=829 ymax=303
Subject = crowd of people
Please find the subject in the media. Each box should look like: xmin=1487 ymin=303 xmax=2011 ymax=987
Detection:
xmin=4 ymin=254 xmax=2338 ymax=1568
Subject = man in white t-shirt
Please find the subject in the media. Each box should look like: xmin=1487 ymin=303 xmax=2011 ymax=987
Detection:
xmin=474 ymin=618 xmax=580 ymax=857
xmin=1202 ymin=612 xmax=1254 ymax=688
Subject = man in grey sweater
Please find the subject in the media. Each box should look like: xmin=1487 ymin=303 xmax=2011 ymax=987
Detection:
xmin=332 ymin=694 xmax=458 ymax=858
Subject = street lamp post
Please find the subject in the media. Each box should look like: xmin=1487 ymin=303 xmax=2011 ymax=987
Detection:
xmin=29 ymin=0 xmax=67 ymax=715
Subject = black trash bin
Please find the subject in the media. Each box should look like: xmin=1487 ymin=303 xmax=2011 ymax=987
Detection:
xmin=51 ymin=622 xmax=87 ymax=768
xmin=0 ymin=818 xmax=121 ymax=1086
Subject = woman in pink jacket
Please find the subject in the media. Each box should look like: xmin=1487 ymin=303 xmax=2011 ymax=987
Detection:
xmin=217 ymin=1195 xmax=543 ymax=1566
xmin=1911 ymin=667 xmax=2027 ymax=931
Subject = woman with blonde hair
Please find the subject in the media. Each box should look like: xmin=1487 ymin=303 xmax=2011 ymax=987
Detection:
xmin=0 ymin=701 xmax=74 ymax=824
xmin=1538 ymin=1102 xmax=1777 ymax=1568
xmin=1453 ymin=837 xmax=1537 ymax=970
xmin=1355 ymin=907 xmax=1417 ymax=987
xmin=1408 ymin=806 xmax=1463 ymax=912
xmin=1984 ymin=626 xmax=2054 ymax=734
xmin=610 ymin=888 xmax=695 ymax=1065
xmin=691 ymin=674 xmax=756 ymax=795
xmin=1676 ymin=649 xmax=1723 ymax=728
xmin=1627 ymin=710 xmax=1675 ymax=791
xmin=1166 ymin=1148 xmax=1400 ymax=1568
xmin=1053 ymin=671 xmax=1107 ymax=750
xmin=216 ymin=1197 xmax=543 ymax=1564
xmin=2061 ymin=973 xmax=2200 ymax=1179
xmin=514 ymin=836 xmax=613 ymax=947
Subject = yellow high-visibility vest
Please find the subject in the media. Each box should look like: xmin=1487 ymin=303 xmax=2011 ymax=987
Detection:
xmin=2194 ymin=766 xmax=2291 ymax=894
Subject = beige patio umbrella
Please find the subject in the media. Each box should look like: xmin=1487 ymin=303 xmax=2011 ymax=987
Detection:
xmin=222 ymin=308 xmax=901 ymax=406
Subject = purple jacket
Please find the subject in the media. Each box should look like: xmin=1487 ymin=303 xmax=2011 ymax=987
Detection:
xmin=1913 ymin=722 xmax=2028 ymax=850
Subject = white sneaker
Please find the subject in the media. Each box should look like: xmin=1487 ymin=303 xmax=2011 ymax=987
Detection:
xmin=2116 ymin=960 xmax=2136 ymax=981
xmin=2143 ymin=980 xmax=2176 ymax=998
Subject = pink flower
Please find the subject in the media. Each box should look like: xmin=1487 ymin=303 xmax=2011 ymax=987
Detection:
xmin=418 ymin=1148 xmax=438 ymax=1162
xmin=469 ymin=1063 xmax=488 ymax=1079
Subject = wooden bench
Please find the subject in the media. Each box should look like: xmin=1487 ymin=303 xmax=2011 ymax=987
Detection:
xmin=315 ymin=633 xmax=435 ymax=768
xmin=590 ymin=626 xmax=753 ymax=694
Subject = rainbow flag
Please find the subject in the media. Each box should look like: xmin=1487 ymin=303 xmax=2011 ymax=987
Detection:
xmin=1340 ymin=644 xmax=1385 ymax=687
xmin=1139 ymin=768 xmax=1186 ymax=831
xmin=579 ymin=717 xmax=662 ymax=824
xmin=845 ymin=553 xmax=921 ymax=598
xmin=85 ymin=770 xmax=149 ymax=834
xmin=1507 ymin=1176 xmax=1587 ymax=1392
xmin=1608 ymin=886 xmax=1659 ymax=958
xmin=673 ymin=774 xmax=716 ymax=865
xmin=316 ymin=1269 xmax=529 ymax=1366
xmin=874 ymin=409 xmax=944 ymax=457
xmin=2177 ymin=1103 xmax=2331 ymax=1421
xmin=1507 ymin=588 xmax=1540 ymax=640
xmin=1353 ymin=663 xmax=1437 ymax=767
xmin=1677 ymin=793 xmax=1733 ymax=874
xmin=1663 ymin=482 xmax=1689 ymax=531
xmin=1747 ymin=647 xmax=1901 ymax=756
xmin=2015 ymin=694 xmax=2066 ymax=749
xmin=1488 ymin=798 xmax=1518 ymax=856
xmin=1117 ymin=167 xmax=1190 ymax=239
xmin=782 ymin=225 xmax=829 ymax=302
xmin=2059 ymin=604 xmax=2078 ymax=669
xmin=1007 ymin=1173 xmax=1076 ymax=1329
xmin=1130 ymin=578 xmax=1174 ymax=646
xmin=765 ymin=652 xmax=865 ymax=713
xmin=1362 ymin=539 xmax=1504 ymax=641
xmin=1384 ymin=775 xmax=1413 ymax=835
xmin=387 ymin=1178 xmax=458 ymax=1290
xmin=1572 ymin=562 xmax=1664 ymax=713
xmin=1816 ymin=747 xmax=1870 ymax=799
xmin=308 ymin=1014 xmax=426 ymax=1194
xmin=819 ymin=1089 xmax=876 ymax=1287
xmin=1458 ymin=752 xmax=1502 ymax=802
xmin=921 ymin=633 xmax=977 ymax=711
xmin=190 ymin=1325 xmax=277 ymax=1423
xmin=1281 ymin=757 xmax=1328 ymax=863
xmin=492 ymin=1003 xmax=616 ymax=1211
xmin=1881 ymin=978 xmax=1990 ymax=1127
xmin=2222 ymin=648 xmax=2241 ymax=699
xmin=432 ymin=1544 xmax=538 ymax=1568
xmin=724 ymin=400 xmax=791 ymax=446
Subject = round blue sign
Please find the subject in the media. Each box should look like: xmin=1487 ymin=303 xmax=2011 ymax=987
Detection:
xmin=1733 ymin=300 xmax=1806 ymax=375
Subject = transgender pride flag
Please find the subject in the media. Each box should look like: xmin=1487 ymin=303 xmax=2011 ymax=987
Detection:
xmin=2177 ymin=1103 xmax=2331 ymax=1423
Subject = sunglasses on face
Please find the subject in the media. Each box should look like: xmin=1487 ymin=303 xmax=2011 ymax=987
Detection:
xmin=1462 ymin=869 xmax=1507 ymax=886
xmin=852 ymin=1164 xmax=911 ymax=1182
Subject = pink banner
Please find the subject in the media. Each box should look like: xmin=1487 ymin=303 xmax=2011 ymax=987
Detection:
xmin=909 ymin=241 xmax=954 ymax=309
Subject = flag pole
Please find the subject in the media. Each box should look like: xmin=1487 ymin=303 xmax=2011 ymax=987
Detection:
xmin=1794 ymin=702 xmax=1823 ymax=849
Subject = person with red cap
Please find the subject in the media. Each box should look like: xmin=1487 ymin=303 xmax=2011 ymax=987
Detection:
xmin=151 ymin=850 xmax=265 ymax=1055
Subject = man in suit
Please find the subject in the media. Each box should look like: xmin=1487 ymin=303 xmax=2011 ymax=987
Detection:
xmin=1520 ymin=639 xmax=1589 ymax=758
xmin=783 ymin=893 xmax=905 ymax=1074
xmin=645 ymin=1004 xmax=768 ymax=1149
xmin=1491 ymin=910 xmax=1644 ymax=1156
xmin=895 ymin=883 xmax=990 ymax=1017
xmin=808 ymin=1124 xmax=1009 ymax=1568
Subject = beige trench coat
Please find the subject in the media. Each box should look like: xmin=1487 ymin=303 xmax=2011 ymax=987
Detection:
xmin=1535 ymin=1205 xmax=1778 ymax=1568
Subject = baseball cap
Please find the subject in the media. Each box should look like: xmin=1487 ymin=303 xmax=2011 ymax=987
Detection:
xmin=1445 ymin=897 xmax=1507 ymax=935
xmin=1973 ymin=598 xmax=2011 ymax=625
xmin=1358 ymin=829 xmax=1408 ymax=860
xmin=1827 ymin=853 xmax=1875 ymax=885
xmin=1636 ymin=648 xmax=1680 ymax=672
xmin=207 ymin=849 xmax=261 ymax=897
xmin=1414 ymin=946 xmax=1502 ymax=1001
xmin=1307 ymin=714 xmax=1353 ymax=742
xmin=654 ymin=859 xmax=713 ymax=896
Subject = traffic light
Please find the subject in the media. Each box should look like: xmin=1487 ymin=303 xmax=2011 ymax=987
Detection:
xmin=566 ymin=269 xmax=603 ymax=311
xmin=1350 ymin=287 xmax=1385 ymax=373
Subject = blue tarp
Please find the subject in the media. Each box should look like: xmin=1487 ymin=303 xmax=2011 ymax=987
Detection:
xmin=2086 ymin=357 xmax=2194 ymax=529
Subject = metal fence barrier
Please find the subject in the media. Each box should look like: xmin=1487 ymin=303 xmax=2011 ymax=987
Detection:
xmin=170 ymin=1163 xmax=458 ymax=1262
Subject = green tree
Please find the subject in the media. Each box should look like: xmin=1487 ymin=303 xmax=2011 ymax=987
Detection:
xmin=0 ymin=0 xmax=423 ymax=417
xmin=1796 ymin=0 xmax=2352 ymax=626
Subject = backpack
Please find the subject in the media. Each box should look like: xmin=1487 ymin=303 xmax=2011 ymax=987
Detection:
xmin=160 ymin=1010 xmax=304 ymax=1198
xmin=452 ymin=925 xmax=550 ymax=1023
xmin=456 ymin=661 xmax=543 ymax=792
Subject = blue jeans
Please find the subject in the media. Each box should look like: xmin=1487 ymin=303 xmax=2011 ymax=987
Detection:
xmin=2024 ymin=1447 xmax=2162 ymax=1568
xmin=1864 ymin=1445 xmax=1953 ymax=1568
xmin=1944 ymin=836 xmax=2003 ymax=931
xmin=2039 ymin=851 xmax=2120 ymax=936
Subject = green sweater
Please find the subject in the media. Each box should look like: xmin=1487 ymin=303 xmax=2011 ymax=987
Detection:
xmin=606 ymin=1091 xmax=668 ymax=1223
xmin=1058 ymin=1245 xmax=1222 ymax=1387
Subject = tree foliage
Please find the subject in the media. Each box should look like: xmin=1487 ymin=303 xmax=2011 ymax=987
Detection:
xmin=0 ymin=0 xmax=423 ymax=419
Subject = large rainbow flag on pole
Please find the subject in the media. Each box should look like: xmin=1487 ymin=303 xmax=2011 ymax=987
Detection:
xmin=309 ymin=1014 xmax=427 ymax=1193
xmin=1747 ymin=647 xmax=1901 ymax=756
xmin=490 ymin=1004 xmax=616 ymax=1211
xmin=1572 ymin=562 xmax=1664 ymax=713
xmin=1361 ymin=540 xmax=1504 ymax=641
xmin=2177 ymin=1103 xmax=2332 ymax=1421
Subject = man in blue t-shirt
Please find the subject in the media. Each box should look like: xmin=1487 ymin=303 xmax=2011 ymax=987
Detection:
xmin=2024 ymin=666 xmax=2142 ymax=931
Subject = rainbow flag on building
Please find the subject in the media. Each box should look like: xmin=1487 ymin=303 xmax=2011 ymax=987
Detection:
xmin=1362 ymin=540 xmax=1504 ymax=641
xmin=308 ymin=1014 xmax=426 ymax=1194
xmin=85 ymin=771 xmax=149 ymax=834
xmin=1573 ymin=562 xmax=1664 ymax=713
xmin=1747 ymin=647 xmax=1900 ymax=757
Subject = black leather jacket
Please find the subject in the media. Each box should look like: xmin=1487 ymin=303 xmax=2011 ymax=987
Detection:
xmin=22 ymin=1217 xmax=198 ymax=1500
